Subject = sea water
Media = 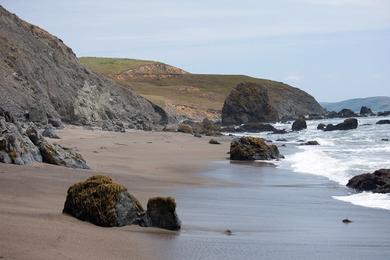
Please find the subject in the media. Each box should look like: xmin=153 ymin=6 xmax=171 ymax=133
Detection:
xmin=232 ymin=116 xmax=390 ymax=210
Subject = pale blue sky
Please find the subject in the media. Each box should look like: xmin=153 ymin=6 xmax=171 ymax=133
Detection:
xmin=1 ymin=0 xmax=389 ymax=101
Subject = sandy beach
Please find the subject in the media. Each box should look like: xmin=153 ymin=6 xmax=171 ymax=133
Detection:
xmin=0 ymin=127 xmax=389 ymax=260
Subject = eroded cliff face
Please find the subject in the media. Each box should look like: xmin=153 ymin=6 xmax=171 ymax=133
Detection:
xmin=0 ymin=6 xmax=167 ymax=130
xmin=222 ymin=82 xmax=324 ymax=125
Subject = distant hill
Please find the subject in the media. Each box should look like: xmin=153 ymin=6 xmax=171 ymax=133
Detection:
xmin=80 ymin=57 xmax=324 ymax=120
xmin=321 ymin=97 xmax=390 ymax=113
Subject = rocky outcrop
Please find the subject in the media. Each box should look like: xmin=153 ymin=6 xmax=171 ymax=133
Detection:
xmin=376 ymin=120 xmax=390 ymax=125
xmin=63 ymin=175 xmax=181 ymax=230
xmin=346 ymin=169 xmax=390 ymax=193
xmin=181 ymin=118 xmax=221 ymax=136
xmin=317 ymin=123 xmax=326 ymax=130
xmin=177 ymin=123 xmax=193 ymax=134
xmin=323 ymin=118 xmax=358 ymax=131
xmin=42 ymin=126 xmax=60 ymax=139
xmin=0 ymin=6 xmax=167 ymax=130
xmin=292 ymin=119 xmax=307 ymax=131
xmin=337 ymin=109 xmax=358 ymax=118
xmin=230 ymin=136 xmax=283 ymax=161
xmin=378 ymin=111 xmax=390 ymax=117
xmin=221 ymin=82 xmax=324 ymax=125
xmin=0 ymin=108 xmax=88 ymax=168
xmin=360 ymin=106 xmax=374 ymax=116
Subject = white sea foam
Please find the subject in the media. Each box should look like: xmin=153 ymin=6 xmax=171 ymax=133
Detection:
xmin=245 ymin=116 xmax=390 ymax=210
xmin=333 ymin=192 xmax=390 ymax=210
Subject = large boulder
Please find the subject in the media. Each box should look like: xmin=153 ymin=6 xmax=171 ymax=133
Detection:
xmin=177 ymin=123 xmax=193 ymax=134
xmin=292 ymin=118 xmax=307 ymax=131
xmin=63 ymin=175 xmax=182 ymax=230
xmin=323 ymin=118 xmax=358 ymax=131
xmin=63 ymin=175 xmax=144 ymax=227
xmin=376 ymin=120 xmax=390 ymax=125
xmin=144 ymin=197 xmax=181 ymax=231
xmin=181 ymin=118 xmax=221 ymax=136
xmin=222 ymin=82 xmax=279 ymax=125
xmin=360 ymin=106 xmax=374 ymax=116
xmin=347 ymin=169 xmax=390 ymax=193
xmin=338 ymin=109 xmax=358 ymax=118
xmin=317 ymin=123 xmax=326 ymax=130
xmin=230 ymin=136 xmax=283 ymax=161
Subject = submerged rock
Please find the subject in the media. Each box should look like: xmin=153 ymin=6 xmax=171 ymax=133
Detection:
xmin=291 ymin=118 xmax=307 ymax=131
xmin=323 ymin=118 xmax=358 ymax=131
xmin=376 ymin=120 xmax=390 ymax=125
xmin=342 ymin=219 xmax=353 ymax=224
xmin=346 ymin=169 xmax=390 ymax=193
xmin=300 ymin=141 xmax=320 ymax=146
xmin=230 ymin=136 xmax=283 ymax=161
xmin=63 ymin=175 xmax=144 ymax=227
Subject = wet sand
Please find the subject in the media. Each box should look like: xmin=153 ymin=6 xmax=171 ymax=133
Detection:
xmin=0 ymin=127 xmax=389 ymax=259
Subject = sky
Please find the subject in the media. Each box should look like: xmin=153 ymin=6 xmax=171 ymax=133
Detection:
xmin=1 ymin=0 xmax=390 ymax=102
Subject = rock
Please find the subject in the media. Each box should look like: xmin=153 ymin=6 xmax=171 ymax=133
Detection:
xmin=230 ymin=136 xmax=283 ymax=161
xmin=42 ymin=126 xmax=60 ymax=139
xmin=63 ymin=175 xmax=145 ymax=227
xmin=177 ymin=123 xmax=193 ymax=134
xmin=300 ymin=141 xmax=320 ymax=145
xmin=378 ymin=111 xmax=390 ymax=117
xmin=0 ymin=6 xmax=167 ymax=130
xmin=209 ymin=139 xmax=221 ymax=145
xmin=238 ymin=123 xmax=277 ymax=133
xmin=291 ymin=118 xmax=307 ymax=131
xmin=317 ymin=123 xmax=326 ymax=130
xmin=326 ymin=111 xmax=338 ymax=118
xmin=28 ymin=106 xmax=48 ymax=125
xmin=342 ymin=219 xmax=353 ymax=224
xmin=382 ymin=138 xmax=389 ymax=142
xmin=224 ymin=229 xmax=233 ymax=235
xmin=0 ymin=118 xmax=42 ymax=165
xmin=48 ymin=118 xmax=63 ymax=128
xmin=0 ymin=107 xmax=15 ymax=123
xmin=276 ymin=138 xmax=287 ymax=142
xmin=272 ymin=129 xmax=288 ymax=134
xmin=222 ymin=82 xmax=279 ymax=125
xmin=323 ymin=118 xmax=358 ymax=131
xmin=337 ymin=109 xmax=358 ymax=118
xmin=182 ymin=118 xmax=221 ymax=136
xmin=144 ymin=197 xmax=181 ymax=231
xmin=193 ymin=134 xmax=202 ymax=138
xmin=346 ymin=169 xmax=390 ymax=193
xmin=376 ymin=120 xmax=390 ymax=125
xmin=360 ymin=106 xmax=374 ymax=116
xmin=38 ymin=141 xmax=89 ymax=169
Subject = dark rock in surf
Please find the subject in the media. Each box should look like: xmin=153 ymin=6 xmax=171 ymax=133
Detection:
xmin=230 ymin=136 xmax=283 ymax=161
xmin=360 ymin=106 xmax=374 ymax=116
xmin=378 ymin=111 xmax=390 ymax=117
xmin=323 ymin=118 xmax=358 ymax=131
xmin=300 ymin=141 xmax=320 ymax=146
xmin=143 ymin=197 xmax=181 ymax=231
xmin=292 ymin=118 xmax=307 ymax=131
xmin=346 ymin=169 xmax=390 ymax=193
xmin=376 ymin=120 xmax=390 ymax=125
xmin=338 ymin=109 xmax=358 ymax=118
xmin=317 ymin=123 xmax=326 ymax=130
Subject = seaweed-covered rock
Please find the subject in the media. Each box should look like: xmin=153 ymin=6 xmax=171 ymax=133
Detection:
xmin=230 ymin=136 xmax=283 ymax=161
xmin=177 ymin=123 xmax=193 ymax=134
xmin=323 ymin=118 xmax=358 ymax=131
xmin=291 ymin=118 xmax=307 ymax=131
xmin=63 ymin=175 xmax=144 ymax=227
xmin=42 ymin=126 xmax=60 ymax=139
xmin=346 ymin=169 xmax=390 ymax=193
xmin=144 ymin=197 xmax=181 ymax=231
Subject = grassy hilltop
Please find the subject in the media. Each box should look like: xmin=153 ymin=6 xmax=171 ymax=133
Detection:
xmin=79 ymin=57 xmax=314 ymax=120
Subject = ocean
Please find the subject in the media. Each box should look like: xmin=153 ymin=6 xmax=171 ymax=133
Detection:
xmin=234 ymin=116 xmax=390 ymax=210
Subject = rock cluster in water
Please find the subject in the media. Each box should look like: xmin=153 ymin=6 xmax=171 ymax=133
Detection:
xmin=347 ymin=169 xmax=390 ymax=194
xmin=319 ymin=118 xmax=358 ymax=131
xmin=230 ymin=136 xmax=283 ymax=161
xmin=63 ymin=175 xmax=181 ymax=231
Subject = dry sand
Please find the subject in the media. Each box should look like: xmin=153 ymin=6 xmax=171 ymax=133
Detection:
xmin=0 ymin=126 xmax=231 ymax=260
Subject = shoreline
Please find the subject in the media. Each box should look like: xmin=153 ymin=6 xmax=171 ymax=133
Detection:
xmin=0 ymin=127 xmax=389 ymax=259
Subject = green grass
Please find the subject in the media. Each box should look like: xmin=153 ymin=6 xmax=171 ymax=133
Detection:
xmin=79 ymin=57 xmax=293 ymax=114
xmin=79 ymin=57 xmax=155 ymax=76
